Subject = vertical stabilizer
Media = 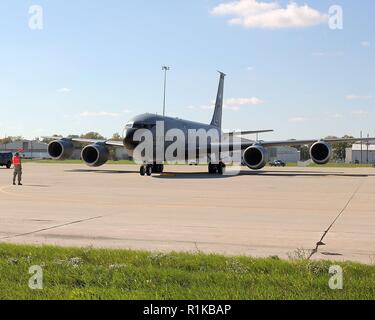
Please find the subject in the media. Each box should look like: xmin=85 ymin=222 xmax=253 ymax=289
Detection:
xmin=210 ymin=71 xmax=226 ymax=128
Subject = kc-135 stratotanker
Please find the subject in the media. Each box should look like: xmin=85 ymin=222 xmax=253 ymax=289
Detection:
xmin=47 ymin=72 xmax=374 ymax=176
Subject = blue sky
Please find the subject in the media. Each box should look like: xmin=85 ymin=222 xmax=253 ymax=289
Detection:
xmin=0 ymin=0 xmax=373 ymax=139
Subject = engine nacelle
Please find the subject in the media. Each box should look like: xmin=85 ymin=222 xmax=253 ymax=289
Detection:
xmin=81 ymin=143 xmax=109 ymax=167
xmin=48 ymin=139 xmax=74 ymax=160
xmin=243 ymin=145 xmax=268 ymax=170
xmin=310 ymin=141 xmax=332 ymax=165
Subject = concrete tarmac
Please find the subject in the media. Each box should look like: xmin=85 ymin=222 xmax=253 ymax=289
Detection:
xmin=0 ymin=163 xmax=374 ymax=264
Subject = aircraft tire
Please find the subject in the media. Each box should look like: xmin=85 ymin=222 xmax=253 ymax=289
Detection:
xmin=146 ymin=165 xmax=152 ymax=176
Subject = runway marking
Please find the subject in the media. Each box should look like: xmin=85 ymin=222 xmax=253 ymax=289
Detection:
xmin=0 ymin=185 xmax=20 ymax=197
xmin=0 ymin=216 xmax=103 ymax=241
xmin=0 ymin=185 xmax=42 ymax=199
xmin=309 ymin=181 xmax=364 ymax=259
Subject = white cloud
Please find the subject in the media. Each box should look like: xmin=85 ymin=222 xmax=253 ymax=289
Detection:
xmin=58 ymin=88 xmax=71 ymax=93
xmin=346 ymin=95 xmax=372 ymax=101
xmin=79 ymin=111 xmax=121 ymax=118
xmin=225 ymin=97 xmax=264 ymax=106
xmin=187 ymin=97 xmax=264 ymax=112
xmin=211 ymin=0 xmax=328 ymax=29
xmin=79 ymin=110 xmax=132 ymax=118
xmin=361 ymin=41 xmax=371 ymax=48
xmin=201 ymin=105 xmax=215 ymax=110
xmin=352 ymin=110 xmax=369 ymax=117
xmin=312 ymin=51 xmax=344 ymax=57
xmin=332 ymin=113 xmax=344 ymax=119
xmin=288 ymin=117 xmax=308 ymax=123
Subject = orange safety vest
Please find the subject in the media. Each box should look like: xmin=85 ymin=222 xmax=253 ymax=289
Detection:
xmin=12 ymin=156 xmax=21 ymax=166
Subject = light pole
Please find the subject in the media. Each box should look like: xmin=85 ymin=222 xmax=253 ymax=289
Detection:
xmin=162 ymin=66 xmax=170 ymax=116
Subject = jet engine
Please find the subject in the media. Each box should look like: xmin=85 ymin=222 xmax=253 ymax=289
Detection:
xmin=48 ymin=139 xmax=74 ymax=160
xmin=81 ymin=143 xmax=109 ymax=167
xmin=243 ymin=145 xmax=268 ymax=170
xmin=310 ymin=141 xmax=332 ymax=165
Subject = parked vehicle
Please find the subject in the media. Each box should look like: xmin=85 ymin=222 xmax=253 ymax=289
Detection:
xmin=269 ymin=160 xmax=286 ymax=167
xmin=0 ymin=152 xmax=13 ymax=169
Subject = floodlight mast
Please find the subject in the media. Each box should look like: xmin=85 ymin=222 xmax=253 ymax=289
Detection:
xmin=162 ymin=66 xmax=170 ymax=117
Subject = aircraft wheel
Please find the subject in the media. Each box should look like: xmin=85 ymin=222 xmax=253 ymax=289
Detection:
xmin=218 ymin=162 xmax=225 ymax=175
xmin=140 ymin=165 xmax=146 ymax=176
xmin=152 ymin=164 xmax=164 ymax=174
xmin=218 ymin=165 xmax=223 ymax=175
xmin=146 ymin=165 xmax=152 ymax=176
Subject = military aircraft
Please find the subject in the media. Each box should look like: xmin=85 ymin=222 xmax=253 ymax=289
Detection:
xmin=47 ymin=72 xmax=374 ymax=176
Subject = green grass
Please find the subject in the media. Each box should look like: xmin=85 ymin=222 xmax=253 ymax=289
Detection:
xmin=0 ymin=244 xmax=373 ymax=300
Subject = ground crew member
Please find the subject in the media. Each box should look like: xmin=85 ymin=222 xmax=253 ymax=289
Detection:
xmin=12 ymin=152 xmax=22 ymax=186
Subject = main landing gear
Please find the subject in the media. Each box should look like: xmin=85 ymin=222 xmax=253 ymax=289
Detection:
xmin=208 ymin=162 xmax=225 ymax=175
xmin=139 ymin=163 xmax=164 ymax=176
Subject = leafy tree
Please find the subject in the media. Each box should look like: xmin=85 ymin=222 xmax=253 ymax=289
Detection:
xmin=0 ymin=136 xmax=24 ymax=144
xmin=80 ymin=132 xmax=106 ymax=140
xmin=326 ymin=135 xmax=354 ymax=161
xmin=299 ymin=145 xmax=310 ymax=161
xmin=111 ymin=133 xmax=122 ymax=141
xmin=0 ymin=137 xmax=13 ymax=145
xmin=41 ymin=134 xmax=62 ymax=144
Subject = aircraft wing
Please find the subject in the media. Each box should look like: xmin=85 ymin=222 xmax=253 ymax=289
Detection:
xmin=44 ymin=137 xmax=124 ymax=147
xmin=224 ymin=129 xmax=274 ymax=137
xmin=70 ymin=138 xmax=124 ymax=147
xmin=219 ymin=137 xmax=375 ymax=150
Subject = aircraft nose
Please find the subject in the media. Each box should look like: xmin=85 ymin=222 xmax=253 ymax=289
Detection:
xmin=123 ymin=128 xmax=138 ymax=149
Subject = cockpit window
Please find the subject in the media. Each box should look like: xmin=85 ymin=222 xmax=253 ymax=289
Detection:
xmin=125 ymin=122 xmax=134 ymax=129
xmin=133 ymin=123 xmax=155 ymax=130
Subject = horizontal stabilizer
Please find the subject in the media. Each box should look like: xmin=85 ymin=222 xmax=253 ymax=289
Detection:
xmin=224 ymin=130 xmax=274 ymax=137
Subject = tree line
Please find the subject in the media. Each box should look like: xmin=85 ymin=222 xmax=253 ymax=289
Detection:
xmin=0 ymin=132 xmax=122 ymax=145
xmin=1 ymin=134 xmax=359 ymax=162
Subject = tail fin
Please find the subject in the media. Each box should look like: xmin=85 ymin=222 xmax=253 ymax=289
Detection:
xmin=210 ymin=71 xmax=226 ymax=128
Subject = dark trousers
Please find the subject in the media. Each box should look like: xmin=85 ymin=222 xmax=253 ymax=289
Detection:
xmin=13 ymin=166 xmax=22 ymax=184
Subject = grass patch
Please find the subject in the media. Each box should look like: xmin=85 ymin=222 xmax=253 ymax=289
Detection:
xmin=0 ymin=244 xmax=373 ymax=300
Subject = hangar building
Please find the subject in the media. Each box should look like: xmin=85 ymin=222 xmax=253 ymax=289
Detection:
xmin=0 ymin=140 xmax=50 ymax=159
xmin=346 ymin=142 xmax=375 ymax=164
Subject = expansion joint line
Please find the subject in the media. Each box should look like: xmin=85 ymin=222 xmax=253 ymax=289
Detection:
xmin=0 ymin=216 xmax=103 ymax=241
xmin=308 ymin=182 xmax=364 ymax=260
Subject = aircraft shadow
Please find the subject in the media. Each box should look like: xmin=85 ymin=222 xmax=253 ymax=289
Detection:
xmin=65 ymin=169 xmax=375 ymax=179
xmin=154 ymin=170 xmax=375 ymax=179
xmin=65 ymin=169 xmax=135 ymax=174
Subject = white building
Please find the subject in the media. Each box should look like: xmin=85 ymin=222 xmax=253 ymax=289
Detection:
xmin=346 ymin=142 xmax=375 ymax=164
xmin=268 ymin=146 xmax=300 ymax=163
xmin=0 ymin=140 xmax=50 ymax=159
